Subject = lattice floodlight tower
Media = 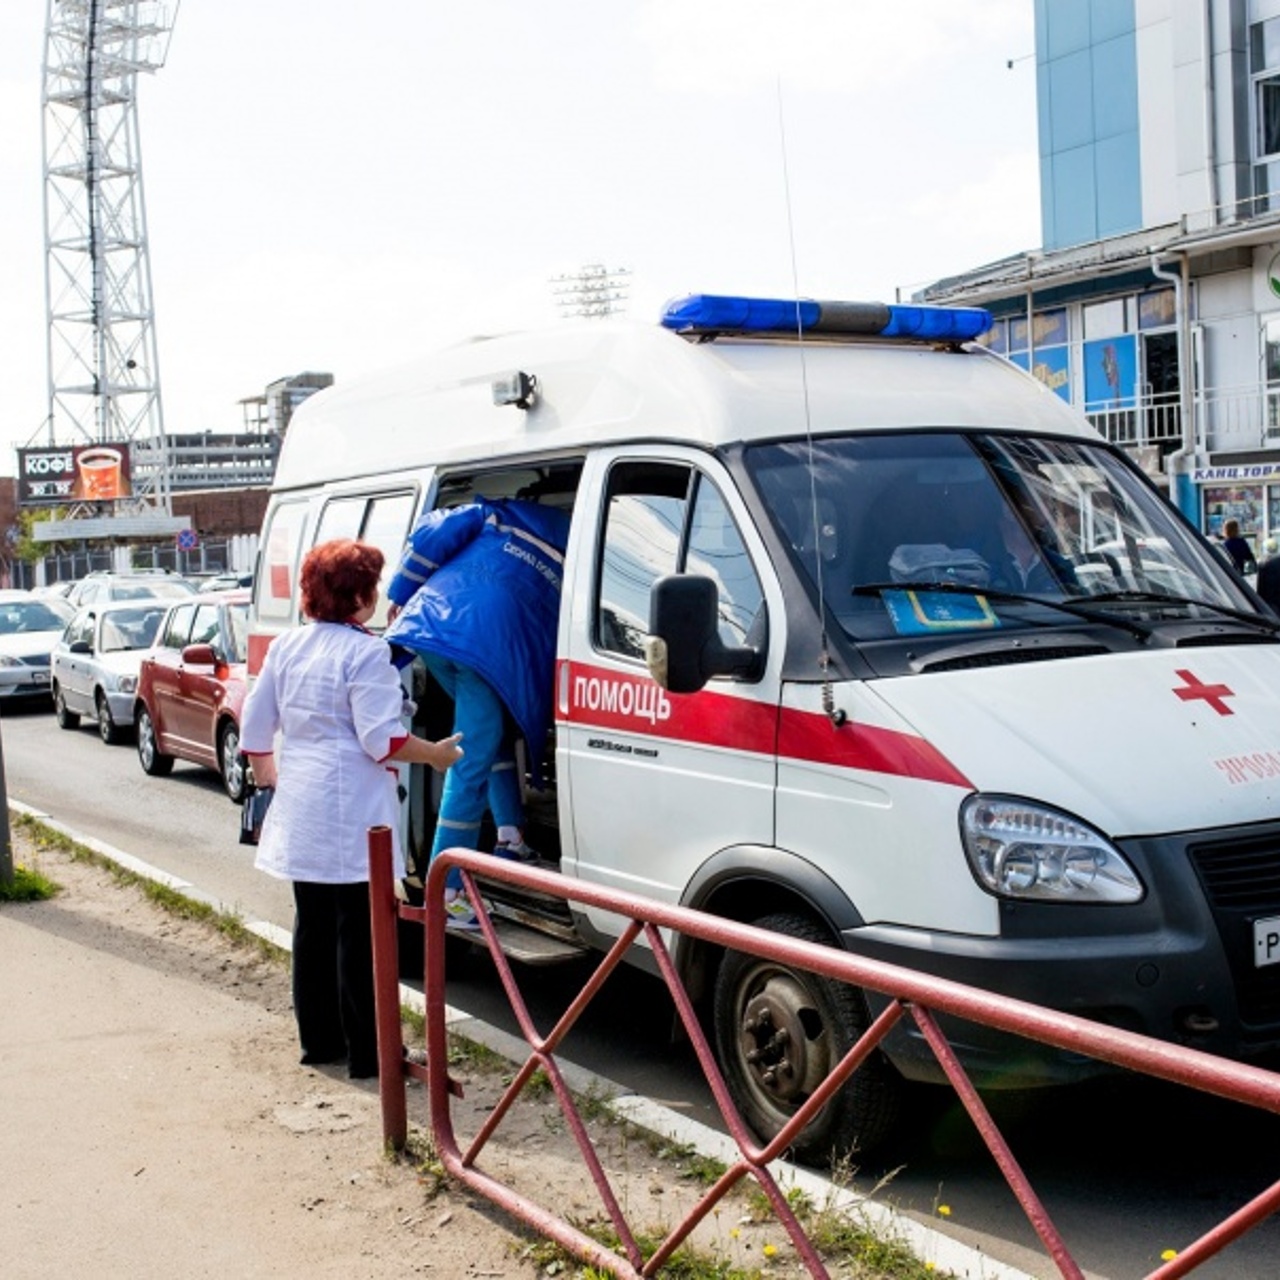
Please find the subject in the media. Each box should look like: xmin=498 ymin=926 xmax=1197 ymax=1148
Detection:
xmin=551 ymin=263 xmax=632 ymax=320
xmin=41 ymin=0 xmax=179 ymax=521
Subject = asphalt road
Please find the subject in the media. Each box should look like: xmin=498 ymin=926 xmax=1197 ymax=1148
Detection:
xmin=5 ymin=698 xmax=1280 ymax=1280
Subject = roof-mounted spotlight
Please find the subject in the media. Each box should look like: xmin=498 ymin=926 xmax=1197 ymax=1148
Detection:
xmin=492 ymin=370 xmax=538 ymax=410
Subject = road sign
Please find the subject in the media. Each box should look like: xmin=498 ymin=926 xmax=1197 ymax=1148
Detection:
xmin=176 ymin=528 xmax=198 ymax=551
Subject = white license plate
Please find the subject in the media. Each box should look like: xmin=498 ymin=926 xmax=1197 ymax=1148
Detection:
xmin=1255 ymin=915 xmax=1280 ymax=968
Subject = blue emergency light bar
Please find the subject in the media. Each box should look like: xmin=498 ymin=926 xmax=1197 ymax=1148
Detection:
xmin=660 ymin=293 xmax=993 ymax=344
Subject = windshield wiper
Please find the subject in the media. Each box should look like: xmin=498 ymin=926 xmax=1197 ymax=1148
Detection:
xmin=1080 ymin=589 xmax=1280 ymax=635
xmin=851 ymin=580 xmax=1154 ymax=640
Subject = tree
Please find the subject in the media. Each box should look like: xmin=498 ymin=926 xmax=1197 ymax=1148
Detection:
xmin=11 ymin=506 xmax=66 ymax=565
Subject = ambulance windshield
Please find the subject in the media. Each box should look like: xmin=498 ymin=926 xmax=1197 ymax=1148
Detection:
xmin=746 ymin=432 xmax=1265 ymax=647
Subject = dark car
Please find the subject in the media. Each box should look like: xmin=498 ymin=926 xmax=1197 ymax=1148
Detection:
xmin=134 ymin=590 xmax=250 ymax=801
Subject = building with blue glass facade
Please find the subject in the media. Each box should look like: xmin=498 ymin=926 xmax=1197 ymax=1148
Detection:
xmin=924 ymin=0 xmax=1280 ymax=551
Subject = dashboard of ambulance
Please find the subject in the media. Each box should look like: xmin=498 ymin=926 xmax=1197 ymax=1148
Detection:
xmin=744 ymin=430 xmax=1280 ymax=679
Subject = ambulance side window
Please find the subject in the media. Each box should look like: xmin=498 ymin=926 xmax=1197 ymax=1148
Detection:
xmin=686 ymin=476 xmax=766 ymax=650
xmin=597 ymin=463 xmax=688 ymax=660
xmin=310 ymin=490 xmax=417 ymax=630
xmin=595 ymin=461 xmax=765 ymax=663
xmin=313 ymin=497 xmax=365 ymax=544
xmin=256 ymin=501 xmax=309 ymax=622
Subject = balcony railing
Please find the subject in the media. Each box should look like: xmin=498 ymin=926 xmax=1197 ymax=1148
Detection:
xmin=1086 ymin=384 xmax=1280 ymax=457
xmin=1195 ymin=384 xmax=1280 ymax=454
xmin=1085 ymin=390 xmax=1182 ymax=451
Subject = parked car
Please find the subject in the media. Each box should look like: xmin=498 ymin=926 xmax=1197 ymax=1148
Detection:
xmin=31 ymin=580 xmax=78 ymax=601
xmin=191 ymin=571 xmax=254 ymax=593
xmin=63 ymin=571 xmax=196 ymax=609
xmin=0 ymin=590 xmax=75 ymax=706
xmin=51 ymin=599 xmax=170 ymax=742
xmin=134 ymin=590 xmax=251 ymax=800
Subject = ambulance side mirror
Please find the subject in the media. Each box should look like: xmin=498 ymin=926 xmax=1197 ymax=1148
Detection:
xmin=645 ymin=574 xmax=762 ymax=694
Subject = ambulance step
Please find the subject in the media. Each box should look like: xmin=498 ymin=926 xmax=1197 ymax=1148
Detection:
xmin=445 ymin=915 xmax=588 ymax=965
xmin=476 ymin=875 xmax=578 ymax=936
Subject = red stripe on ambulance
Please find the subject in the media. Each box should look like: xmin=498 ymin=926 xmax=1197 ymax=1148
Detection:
xmin=558 ymin=660 xmax=970 ymax=789
xmin=247 ymin=631 xmax=274 ymax=677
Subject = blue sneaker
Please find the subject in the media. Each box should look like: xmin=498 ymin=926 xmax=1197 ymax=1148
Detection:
xmin=493 ymin=840 xmax=539 ymax=863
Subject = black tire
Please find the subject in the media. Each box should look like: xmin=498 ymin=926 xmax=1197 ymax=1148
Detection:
xmin=96 ymin=692 xmax=122 ymax=745
xmin=219 ymin=721 xmax=246 ymax=804
xmin=54 ymin=685 xmax=80 ymax=730
xmin=713 ymin=911 xmax=901 ymax=1166
xmin=136 ymin=706 xmax=174 ymax=776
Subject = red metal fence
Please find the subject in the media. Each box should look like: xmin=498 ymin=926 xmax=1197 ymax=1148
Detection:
xmin=367 ymin=826 xmax=1280 ymax=1279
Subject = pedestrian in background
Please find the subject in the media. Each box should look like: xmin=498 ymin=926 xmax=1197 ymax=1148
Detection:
xmin=1256 ymin=537 xmax=1280 ymax=614
xmin=242 ymin=538 xmax=462 ymax=1079
xmin=385 ymin=497 xmax=570 ymax=928
xmin=1222 ymin=518 xmax=1255 ymax=575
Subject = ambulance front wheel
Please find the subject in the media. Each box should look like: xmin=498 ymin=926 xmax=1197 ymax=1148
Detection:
xmin=712 ymin=911 xmax=901 ymax=1165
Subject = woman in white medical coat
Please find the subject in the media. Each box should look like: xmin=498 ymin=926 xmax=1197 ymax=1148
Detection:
xmin=242 ymin=539 xmax=462 ymax=1078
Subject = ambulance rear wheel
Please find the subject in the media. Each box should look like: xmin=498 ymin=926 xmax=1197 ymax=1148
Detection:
xmin=712 ymin=911 xmax=901 ymax=1165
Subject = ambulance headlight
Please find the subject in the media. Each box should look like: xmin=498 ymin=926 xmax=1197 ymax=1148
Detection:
xmin=960 ymin=796 xmax=1143 ymax=904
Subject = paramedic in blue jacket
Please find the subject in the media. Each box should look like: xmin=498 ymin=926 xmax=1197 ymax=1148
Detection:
xmin=384 ymin=498 xmax=571 ymax=928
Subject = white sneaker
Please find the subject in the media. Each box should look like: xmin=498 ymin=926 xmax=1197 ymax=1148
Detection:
xmin=443 ymin=889 xmax=481 ymax=930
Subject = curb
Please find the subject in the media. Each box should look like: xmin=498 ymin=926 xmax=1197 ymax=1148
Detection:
xmin=9 ymin=798 xmax=1034 ymax=1280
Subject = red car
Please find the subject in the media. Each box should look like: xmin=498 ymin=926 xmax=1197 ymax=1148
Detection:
xmin=134 ymin=589 xmax=250 ymax=801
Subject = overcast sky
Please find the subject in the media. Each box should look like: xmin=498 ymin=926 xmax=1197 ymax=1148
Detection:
xmin=0 ymin=1 xmax=1039 ymax=471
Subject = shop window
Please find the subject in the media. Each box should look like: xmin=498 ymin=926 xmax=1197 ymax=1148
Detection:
xmin=1083 ymin=298 xmax=1128 ymax=341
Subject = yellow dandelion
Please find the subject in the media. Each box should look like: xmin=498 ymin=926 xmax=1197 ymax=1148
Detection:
xmin=762 ymin=1243 xmax=778 ymax=1258
xmin=730 ymin=1228 xmax=740 ymax=1240
xmin=938 ymin=1204 xmax=952 ymax=1217
xmin=1161 ymin=1249 xmax=1178 ymax=1262
xmin=926 ymin=1265 xmax=936 ymax=1273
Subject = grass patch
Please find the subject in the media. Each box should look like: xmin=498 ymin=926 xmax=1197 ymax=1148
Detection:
xmin=0 ymin=862 xmax=60 ymax=901
xmin=400 ymin=1127 xmax=450 ymax=1198
xmin=446 ymin=1032 xmax=507 ymax=1074
xmin=518 ymin=1222 xmax=772 ymax=1280
xmin=400 ymin=1004 xmax=425 ymax=1040
xmin=12 ymin=811 xmax=286 ymax=965
xmin=526 ymin=1065 xmax=554 ymax=1098
xmin=577 ymin=1078 xmax=618 ymax=1123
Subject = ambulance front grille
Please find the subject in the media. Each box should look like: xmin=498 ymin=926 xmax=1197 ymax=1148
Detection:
xmin=1188 ymin=835 xmax=1280 ymax=1031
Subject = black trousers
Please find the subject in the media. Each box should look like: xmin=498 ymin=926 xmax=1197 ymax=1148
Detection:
xmin=291 ymin=880 xmax=379 ymax=1078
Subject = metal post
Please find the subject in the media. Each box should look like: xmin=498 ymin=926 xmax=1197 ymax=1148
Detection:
xmin=0 ymin=719 xmax=12 ymax=888
xmin=367 ymin=824 xmax=407 ymax=1148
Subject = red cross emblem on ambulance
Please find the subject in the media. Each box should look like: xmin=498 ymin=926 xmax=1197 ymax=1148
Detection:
xmin=1173 ymin=669 xmax=1236 ymax=716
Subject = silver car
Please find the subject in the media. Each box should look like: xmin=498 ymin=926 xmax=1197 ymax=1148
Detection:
xmin=51 ymin=599 xmax=169 ymax=743
xmin=0 ymin=590 xmax=75 ymax=705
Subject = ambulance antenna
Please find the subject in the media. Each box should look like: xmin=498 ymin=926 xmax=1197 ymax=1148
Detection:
xmin=775 ymin=78 xmax=846 ymax=727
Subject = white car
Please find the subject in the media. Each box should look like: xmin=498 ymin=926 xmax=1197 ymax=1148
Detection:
xmin=51 ymin=599 xmax=170 ymax=743
xmin=0 ymin=590 xmax=75 ymax=706
xmin=63 ymin=572 xmax=196 ymax=610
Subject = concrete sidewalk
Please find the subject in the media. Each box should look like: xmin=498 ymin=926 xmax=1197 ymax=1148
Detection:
xmin=2 ymin=805 xmax=1031 ymax=1280
xmin=1 ymin=827 xmax=538 ymax=1279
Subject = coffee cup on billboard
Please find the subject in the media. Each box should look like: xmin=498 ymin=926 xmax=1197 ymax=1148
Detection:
xmin=76 ymin=446 xmax=124 ymax=500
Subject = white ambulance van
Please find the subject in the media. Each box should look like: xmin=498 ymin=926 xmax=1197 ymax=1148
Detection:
xmin=249 ymin=293 xmax=1280 ymax=1161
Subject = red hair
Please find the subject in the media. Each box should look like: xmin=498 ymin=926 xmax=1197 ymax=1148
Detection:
xmin=300 ymin=539 xmax=384 ymax=622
